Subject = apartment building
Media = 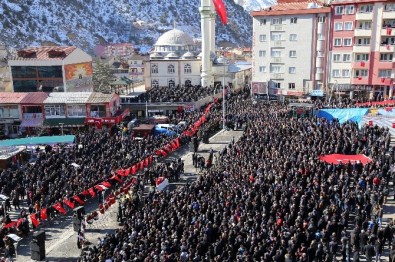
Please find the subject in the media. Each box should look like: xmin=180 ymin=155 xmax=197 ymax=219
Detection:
xmin=252 ymin=1 xmax=331 ymax=97
xmin=329 ymin=0 xmax=395 ymax=99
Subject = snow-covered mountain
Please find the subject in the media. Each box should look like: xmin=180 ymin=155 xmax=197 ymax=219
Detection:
xmin=0 ymin=0 xmax=253 ymax=54
xmin=234 ymin=0 xmax=277 ymax=12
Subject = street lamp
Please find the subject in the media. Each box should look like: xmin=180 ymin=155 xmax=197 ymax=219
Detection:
xmin=217 ymin=56 xmax=228 ymax=130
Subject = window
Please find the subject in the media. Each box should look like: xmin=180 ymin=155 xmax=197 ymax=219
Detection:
xmin=333 ymin=54 xmax=341 ymax=62
xmin=335 ymin=6 xmax=344 ymax=15
xmin=289 ymin=50 xmax=296 ymax=57
xmin=332 ymin=69 xmax=340 ymax=78
xmin=379 ymin=69 xmax=392 ymax=77
xmin=44 ymin=105 xmax=65 ymax=117
xmin=343 ymin=54 xmax=351 ymax=62
xmin=290 ymin=17 xmax=297 ymax=24
xmin=342 ymin=69 xmax=350 ymax=77
xmin=354 ymin=69 xmax=368 ymax=77
xmin=335 ymin=22 xmax=343 ymax=31
xmin=344 ymin=21 xmax=353 ymax=30
xmin=259 ymin=66 xmax=266 ymax=72
xmin=288 ymin=83 xmax=295 ymax=89
xmin=334 ymin=38 xmax=342 ymax=46
xmin=259 ymin=34 xmax=267 ymax=42
xmin=275 ymin=83 xmax=281 ymax=89
xmin=270 ymin=64 xmax=282 ymax=73
xmin=355 ymin=53 xmax=369 ymax=61
xmin=381 ymin=37 xmax=395 ymax=45
xmin=385 ymin=3 xmax=395 ymax=11
xmin=0 ymin=106 xmax=19 ymax=118
xmin=380 ymin=53 xmax=393 ymax=61
xmin=151 ymin=64 xmax=158 ymax=74
xmin=289 ymin=67 xmax=296 ymax=74
xmin=271 ymin=49 xmax=282 ymax=57
xmin=356 ymin=38 xmax=370 ymax=46
xmin=343 ymin=38 xmax=352 ymax=46
xmin=260 ymin=19 xmax=266 ymax=25
xmin=317 ymin=33 xmax=324 ymax=40
xmin=259 ymin=50 xmax=266 ymax=57
xmin=272 ymin=18 xmax=282 ymax=24
xmin=168 ymin=64 xmax=175 ymax=74
xmin=345 ymin=5 xmax=355 ymax=14
xmin=184 ymin=64 xmax=192 ymax=74
xmin=289 ymin=34 xmax=297 ymax=41
xmin=357 ymin=21 xmax=371 ymax=30
xmin=90 ymin=105 xmax=106 ymax=117
xmin=152 ymin=80 xmax=159 ymax=88
xmin=359 ymin=4 xmax=373 ymax=13
xmin=67 ymin=105 xmax=86 ymax=117
xmin=318 ymin=16 xmax=326 ymax=23
xmin=271 ymin=34 xmax=282 ymax=41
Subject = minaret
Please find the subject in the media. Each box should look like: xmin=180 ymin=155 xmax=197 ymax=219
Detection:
xmin=209 ymin=1 xmax=216 ymax=55
xmin=199 ymin=0 xmax=213 ymax=87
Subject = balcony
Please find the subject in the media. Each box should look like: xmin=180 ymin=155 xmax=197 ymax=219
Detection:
xmin=316 ymin=57 xmax=324 ymax=67
xmin=270 ymin=73 xmax=284 ymax=79
xmin=383 ymin=12 xmax=395 ymax=19
xmin=271 ymin=57 xmax=283 ymax=63
xmin=270 ymin=25 xmax=284 ymax=31
xmin=381 ymin=28 xmax=395 ymax=36
xmin=315 ymin=72 xmax=323 ymax=81
xmin=271 ymin=40 xmax=285 ymax=48
xmin=351 ymin=76 xmax=368 ymax=84
xmin=354 ymin=29 xmax=372 ymax=37
xmin=353 ymin=45 xmax=371 ymax=53
xmin=23 ymin=113 xmax=43 ymax=119
xmin=356 ymin=12 xmax=373 ymax=20
xmin=379 ymin=44 xmax=395 ymax=52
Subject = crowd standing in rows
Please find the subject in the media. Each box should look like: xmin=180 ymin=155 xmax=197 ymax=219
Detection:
xmin=80 ymin=87 xmax=395 ymax=262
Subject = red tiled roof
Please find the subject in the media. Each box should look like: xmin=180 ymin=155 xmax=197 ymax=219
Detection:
xmin=13 ymin=46 xmax=77 ymax=61
xmin=20 ymin=92 xmax=49 ymax=104
xmin=252 ymin=1 xmax=330 ymax=16
xmin=0 ymin=92 xmax=28 ymax=104
xmin=87 ymin=92 xmax=117 ymax=104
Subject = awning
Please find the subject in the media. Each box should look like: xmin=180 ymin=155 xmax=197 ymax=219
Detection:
xmin=20 ymin=118 xmax=44 ymax=127
xmin=43 ymin=118 xmax=86 ymax=127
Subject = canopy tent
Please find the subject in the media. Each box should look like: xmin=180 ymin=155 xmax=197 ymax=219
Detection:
xmin=316 ymin=108 xmax=369 ymax=128
xmin=0 ymin=135 xmax=75 ymax=147
xmin=319 ymin=154 xmax=372 ymax=165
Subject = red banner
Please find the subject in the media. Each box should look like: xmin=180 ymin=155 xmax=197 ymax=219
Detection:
xmin=116 ymin=169 xmax=126 ymax=176
xmin=101 ymin=181 xmax=112 ymax=188
xmin=131 ymin=164 xmax=138 ymax=175
xmin=63 ymin=199 xmax=75 ymax=209
xmin=40 ymin=208 xmax=48 ymax=220
xmin=88 ymin=187 xmax=96 ymax=198
xmin=319 ymin=154 xmax=372 ymax=165
xmin=4 ymin=221 xmax=17 ymax=229
xmin=73 ymin=195 xmax=84 ymax=205
xmin=110 ymin=175 xmax=123 ymax=183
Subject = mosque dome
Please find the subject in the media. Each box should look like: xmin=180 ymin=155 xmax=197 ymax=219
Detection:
xmin=182 ymin=52 xmax=195 ymax=59
xmin=165 ymin=52 xmax=179 ymax=59
xmin=155 ymin=29 xmax=194 ymax=47
xmin=150 ymin=52 xmax=163 ymax=59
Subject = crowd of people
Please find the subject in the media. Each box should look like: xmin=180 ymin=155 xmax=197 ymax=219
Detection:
xmin=129 ymin=85 xmax=222 ymax=103
xmin=79 ymin=87 xmax=395 ymax=262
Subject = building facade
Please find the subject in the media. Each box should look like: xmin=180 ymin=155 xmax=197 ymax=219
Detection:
xmin=329 ymin=0 xmax=395 ymax=100
xmin=252 ymin=1 xmax=331 ymax=97
xmin=8 ymin=46 xmax=93 ymax=92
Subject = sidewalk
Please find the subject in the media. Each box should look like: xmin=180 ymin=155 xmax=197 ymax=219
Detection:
xmin=15 ymin=129 xmax=243 ymax=261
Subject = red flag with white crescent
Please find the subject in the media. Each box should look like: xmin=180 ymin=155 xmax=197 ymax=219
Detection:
xmin=212 ymin=0 xmax=227 ymax=24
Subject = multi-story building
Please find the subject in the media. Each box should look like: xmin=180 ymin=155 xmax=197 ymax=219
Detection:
xmin=94 ymin=43 xmax=134 ymax=59
xmin=329 ymin=0 xmax=395 ymax=100
xmin=8 ymin=46 xmax=93 ymax=92
xmin=252 ymin=1 xmax=331 ymax=97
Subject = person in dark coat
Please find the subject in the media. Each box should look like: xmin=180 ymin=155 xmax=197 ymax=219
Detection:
xmin=365 ymin=242 xmax=375 ymax=262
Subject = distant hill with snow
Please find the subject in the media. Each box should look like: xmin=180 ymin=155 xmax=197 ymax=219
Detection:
xmin=234 ymin=0 xmax=277 ymax=12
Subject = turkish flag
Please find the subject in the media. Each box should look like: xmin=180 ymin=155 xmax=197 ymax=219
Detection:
xmin=358 ymin=76 xmax=362 ymax=80
xmin=30 ymin=214 xmax=40 ymax=228
xmin=4 ymin=221 xmax=17 ymax=229
xmin=73 ymin=195 xmax=84 ymax=205
xmin=101 ymin=181 xmax=112 ymax=188
xmin=131 ymin=164 xmax=138 ymax=175
xmin=175 ymin=138 xmax=180 ymax=148
xmin=392 ymin=122 xmax=395 ymax=128
xmin=149 ymin=155 xmax=153 ymax=164
xmin=53 ymin=203 xmax=67 ymax=215
xmin=381 ymin=77 xmax=386 ymax=83
xmin=125 ymin=168 xmax=131 ymax=176
xmin=94 ymin=184 xmax=108 ymax=191
xmin=369 ymin=120 xmax=373 ymax=126
xmin=144 ymin=157 xmax=149 ymax=167
xmin=387 ymin=27 xmax=392 ymax=35
xmin=40 ymin=208 xmax=48 ymax=220
xmin=360 ymin=61 xmax=365 ymax=67
xmin=110 ymin=175 xmax=123 ymax=183
xmin=88 ymin=187 xmax=96 ymax=198
xmin=63 ymin=199 xmax=75 ymax=209
xmin=139 ymin=160 xmax=145 ymax=170
xmin=116 ymin=169 xmax=126 ymax=176
xmin=213 ymin=0 xmax=228 ymax=24
xmin=81 ymin=190 xmax=90 ymax=196
xmin=387 ymin=44 xmax=391 ymax=50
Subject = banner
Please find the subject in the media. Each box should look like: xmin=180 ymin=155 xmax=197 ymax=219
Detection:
xmin=63 ymin=199 xmax=75 ymax=209
xmin=53 ymin=203 xmax=67 ymax=215
xmin=73 ymin=196 xmax=84 ymax=205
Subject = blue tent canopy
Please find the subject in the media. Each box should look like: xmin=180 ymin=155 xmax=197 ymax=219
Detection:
xmin=0 ymin=135 xmax=75 ymax=147
xmin=316 ymin=108 xmax=369 ymax=128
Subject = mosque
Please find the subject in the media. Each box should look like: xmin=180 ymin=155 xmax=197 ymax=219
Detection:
xmin=144 ymin=0 xmax=234 ymax=89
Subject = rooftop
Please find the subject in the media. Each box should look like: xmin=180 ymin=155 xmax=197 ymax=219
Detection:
xmin=87 ymin=92 xmax=116 ymax=104
xmin=252 ymin=1 xmax=330 ymax=16
xmin=0 ymin=92 xmax=28 ymax=104
xmin=11 ymin=46 xmax=77 ymax=61
xmin=43 ymin=92 xmax=92 ymax=104
xmin=20 ymin=92 xmax=49 ymax=104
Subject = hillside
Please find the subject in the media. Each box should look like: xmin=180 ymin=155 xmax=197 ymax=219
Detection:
xmin=0 ymin=0 xmax=257 ymax=54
